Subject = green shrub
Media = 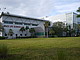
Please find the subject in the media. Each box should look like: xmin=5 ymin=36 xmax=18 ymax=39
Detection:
xmin=54 ymin=35 xmax=58 ymax=37
xmin=0 ymin=44 xmax=8 ymax=58
xmin=0 ymin=36 xmax=5 ymax=39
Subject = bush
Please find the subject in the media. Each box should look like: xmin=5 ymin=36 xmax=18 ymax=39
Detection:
xmin=16 ymin=36 xmax=32 ymax=39
xmin=0 ymin=44 xmax=8 ymax=58
xmin=0 ymin=36 xmax=5 ymax=39
xmin=16 ymin=36 xmax=37 ymax=39
xmin=53 ymin=35 xmax=58 ymax=37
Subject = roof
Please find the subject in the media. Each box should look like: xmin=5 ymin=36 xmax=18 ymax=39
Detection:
xmin=0 ymin=12 xmax=49 ymax=22
xmin=34 ymin=27 xmax=44 ymax=32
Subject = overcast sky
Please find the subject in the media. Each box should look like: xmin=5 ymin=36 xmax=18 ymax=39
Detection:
xmin=0 ymin=0 xmax=80 ymax=18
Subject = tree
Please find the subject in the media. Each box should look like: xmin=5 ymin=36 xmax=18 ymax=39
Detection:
xmin=25 ymin=26 xmax=29 ymax=36
xmin=49 ymin=28 xmax=55 ymax=37
xmin=0 ymin=22 xmax=4 ymax=32
xmin=77 ymin=7 xmax=80 ymax=17
xmin=0 ymin=22 xmax=5 ymax=36
xmin=52 ymin=22 xmax=65 ymax=37
xmin=19 ymin=27 xmax=25 ymax=33
xmin=8 ymin=29 xmax=14 ymax=36
xmin=71 ymin=29 xmax=75 ymax=36
xmin=44 ymin=21 xmax=50 ymax=38
xmin=25 ymin=26 xmax=29 ymax=30
xmin=77 ymin=24 xmax=80 ymax=36
xmin=76 ymin=7 xmax=80 ymax=36
xmin=29 ymin=28 xmax=35 ymax=37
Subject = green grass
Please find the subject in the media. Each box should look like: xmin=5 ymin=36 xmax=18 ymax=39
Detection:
xmin=0 ymin=37 xmax=80 ymax=60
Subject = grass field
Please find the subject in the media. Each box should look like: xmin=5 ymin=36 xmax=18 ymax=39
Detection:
xmin=0 ymin=37 xmax=80 ymax=60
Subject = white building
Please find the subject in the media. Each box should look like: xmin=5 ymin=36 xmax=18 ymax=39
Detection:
xmin=43 ymin=12 xmax=80 ymax=29
xmin=0 ymin=12 xmax=48 ymax=38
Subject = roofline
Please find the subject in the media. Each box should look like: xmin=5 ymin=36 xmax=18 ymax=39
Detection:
xmin=0 ymin=12 xmax=49 ymax=22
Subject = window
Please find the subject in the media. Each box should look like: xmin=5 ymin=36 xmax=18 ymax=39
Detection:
xmin=9 ymin=34 xmax=13 ymax=36
xmin=25 ymin=34 xmax=27 ymax=36
xmin=5 ymin=34 xmax=7 ymax=36
xmin=32 ymin=24 xmax=38 ymax=26
xmin=15 ymin=22 xmax=22 ymax=25
xmin=24 ymin=23 xmax=31 ymax=25
xmin=16 ymin=34 xmax=17 ymax=37
xmin=3 ymin=21 xmax=13 ymax=24
xmin=20 ymin=34 xmax=22 ymax=36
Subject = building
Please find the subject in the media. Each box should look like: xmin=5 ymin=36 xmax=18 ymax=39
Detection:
xmin=44 ymin=12 xmax=79 ymax=29
xmin=0 ymin=12 xmax=48 ymax=38
xmin=42 ymin=12 xmax=80 ymax=36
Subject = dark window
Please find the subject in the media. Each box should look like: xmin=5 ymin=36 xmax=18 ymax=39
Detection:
xmin=20 ymin=34 xmax=22 ymax=36
xmin=3 ymin=21 xmax=13 ymax=24
xmin=15 ymin=22 xmax=22 ymax=25
xmin=32 ymin=24 xmax=38 ymax=26
xmin=5 ymin=34 xmax=7 ymax=36
xmin=24 ymin=23 xmax=31 ymax=25
xmin=25 ymin=34 xmax=27 ymax=36
xmin=16 ymin=34 xmax=17 ymax=36
xmin=10 ymin=34 xmax=13 ymax=36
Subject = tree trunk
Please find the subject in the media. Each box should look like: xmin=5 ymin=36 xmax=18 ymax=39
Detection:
xmin=46 ymin=28 xmax=48 ymax=38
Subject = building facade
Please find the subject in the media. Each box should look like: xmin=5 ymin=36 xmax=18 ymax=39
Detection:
xmin=42 ymin=12 xmax=80 ymax=36
xmin=0 ymin=12 xmax=47 ymax=38
xmin=44 ymin=12 xmax=80 ymax=29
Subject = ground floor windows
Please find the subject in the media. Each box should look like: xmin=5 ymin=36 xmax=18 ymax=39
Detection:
xmin=16 ymin=34 xmax=17 ymax=37
xmin=25 ymin=34 xmax=27 ymax=36
xmin=20 ymin=34 xmax=22 ymax=36
xmin=35 ymin=32 xmax=44 ymax=36
xmin=10 ymin=34 xmax=13 ymax=36
xmin=5 ymin=34 xmax=7 ymax=36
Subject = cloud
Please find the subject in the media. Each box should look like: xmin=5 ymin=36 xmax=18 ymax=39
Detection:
xmin=0 ymin=0 xmax=80 ymax=18
xmin=55 ymin=2 xmax=80 ymax=13
xmin=0 ymin=0 xmax=55 ymax=17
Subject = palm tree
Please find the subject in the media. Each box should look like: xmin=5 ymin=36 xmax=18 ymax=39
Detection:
xmin=25 ymin=26 xmax=29 ymax=30
xmin=19 ymin=27 xmax=25 ymax=33
xmin=29 ymin=28 xmax=35 ymax=37
xmin=44 ymin=21 xmax=50 ymax=38
xmin=25 ymin=26 xmax=29 ymax=36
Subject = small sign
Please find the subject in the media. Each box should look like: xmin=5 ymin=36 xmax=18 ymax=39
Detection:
xmin=4 ymin=25 xmax=21 ymax=28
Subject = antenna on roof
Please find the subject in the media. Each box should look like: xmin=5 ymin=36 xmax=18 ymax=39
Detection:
xmin=0 ymin=7 xmax=9 ymax=14
xmin=3 ymin=8 xmax=7 ymax=13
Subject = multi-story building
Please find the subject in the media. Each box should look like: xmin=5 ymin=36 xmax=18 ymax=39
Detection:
xmin=42 ymin=12 xmax=80 ymax=36
xmin=0 ymin=12 xmax=48 ymax=38
xmin=44 ymin=12 xmax=79 ymax=29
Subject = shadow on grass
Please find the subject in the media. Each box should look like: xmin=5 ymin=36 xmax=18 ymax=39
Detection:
xmin=0 ymin=47 xmax=80 ymax=60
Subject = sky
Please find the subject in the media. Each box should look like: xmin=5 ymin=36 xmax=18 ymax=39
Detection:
xmin=0 ymin=0 xmax=80 ymax=18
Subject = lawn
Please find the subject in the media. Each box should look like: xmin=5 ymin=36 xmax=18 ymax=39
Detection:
xmin=0 ymin=37 xmax=80 ymax=60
